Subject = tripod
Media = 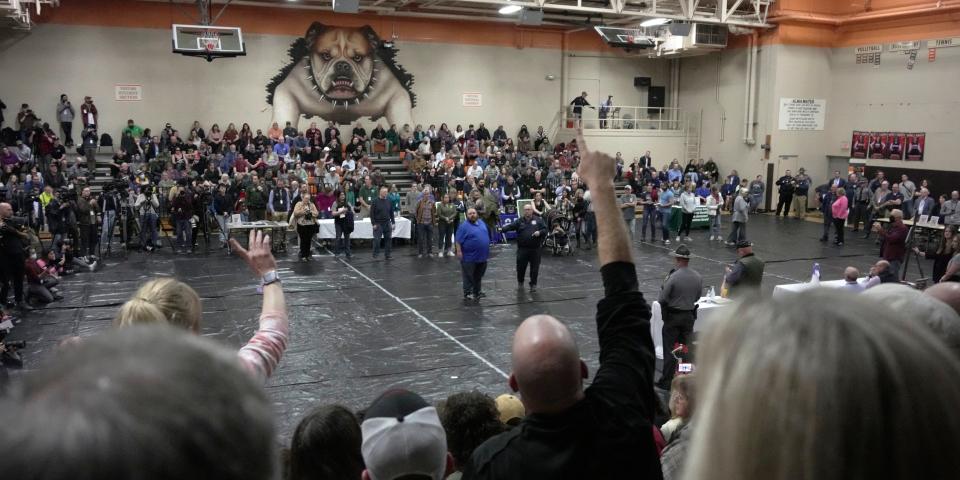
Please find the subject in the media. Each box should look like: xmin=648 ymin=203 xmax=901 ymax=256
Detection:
xmin=98 ymin=192 xmax=129 ymax=258
xmin=900 ymin=222 xmax=936 ymax=283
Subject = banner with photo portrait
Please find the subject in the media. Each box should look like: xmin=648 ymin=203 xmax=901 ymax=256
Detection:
xmin=850 ymin=131 xmax=869 ymax=159
xmin=849 ymin=131 xmax=924 ymax=161
xmin=904 ymin=133 xmax=925 ymax=161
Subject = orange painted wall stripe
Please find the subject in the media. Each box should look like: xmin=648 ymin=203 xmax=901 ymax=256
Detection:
xmin=34 ymin=0 xmax=618 ymax=52
xmin=32 ymin=0 xmax=960 ymax=50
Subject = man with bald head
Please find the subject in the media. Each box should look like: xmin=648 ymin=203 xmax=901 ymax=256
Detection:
xmin=464 ymin=130 xmax=660 ymax=478
xmin=841 ymin=266 xmax=865 ymax=292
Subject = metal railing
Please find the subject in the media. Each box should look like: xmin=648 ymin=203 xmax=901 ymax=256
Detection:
xmin=561 ymin=105 xmax=685 ymax=131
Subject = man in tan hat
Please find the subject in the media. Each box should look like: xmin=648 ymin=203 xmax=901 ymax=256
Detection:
xmin=656 ymin=243 xmax=702 ymax=390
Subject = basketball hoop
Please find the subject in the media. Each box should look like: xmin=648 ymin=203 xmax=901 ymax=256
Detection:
xmin=198 ymin=33 xmax=221 ymax=53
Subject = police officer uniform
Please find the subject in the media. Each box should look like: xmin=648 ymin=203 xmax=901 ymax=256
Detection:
xmin=656 ymin=244 xmax=702 ymax=389
xmin=502 ymin=213 xmax=548 ymax=291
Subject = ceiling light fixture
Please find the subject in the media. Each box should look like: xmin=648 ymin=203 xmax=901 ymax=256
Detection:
xmin=639 ymin=17 xmax=670 ymax=27
xmin=499 ymin=4 xmax=523 ymax=14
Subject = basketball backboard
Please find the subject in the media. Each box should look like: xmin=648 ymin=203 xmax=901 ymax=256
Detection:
xmin=594 ymin=26 xmax=656 ymax=48
xmin=172 ymin=24 xmax=245 ymax=61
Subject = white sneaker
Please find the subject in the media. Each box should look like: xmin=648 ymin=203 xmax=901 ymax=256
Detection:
xmin=438 ymin=252 xmax=444 ymax=258
xmin=665 ymin=239 xmax=671 ymax=245
xmin=675 ymin=236 xmax=680 ymax=242
xmin=709 ymin=235 xmax=715 ymax=241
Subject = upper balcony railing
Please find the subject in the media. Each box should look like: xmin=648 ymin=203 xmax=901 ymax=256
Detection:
xmin=561 ymin=105 xmax=685 ymax=132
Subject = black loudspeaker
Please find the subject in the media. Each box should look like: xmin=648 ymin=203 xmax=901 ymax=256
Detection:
xmin=634 ymin=76 xmax=652 ymax=87
xmin=648 ymin=86 xmax=665 ymax=115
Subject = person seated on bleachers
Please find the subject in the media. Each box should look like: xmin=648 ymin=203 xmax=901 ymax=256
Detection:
xmin=114 ymin=230 xmax=288 ymax=384
xmin=361 ymin=388 xmax=455 ymax=480
xmin=286 ymin=404 xmax=365 ymax=480
xmin=465 ymin=130 xmax=661 ymax=479
xmin=0 ymin=326 xmax=276 ymax=480
xmin=660 ymin=374 xmax=697 ymax=480
xmin=439 ymin=391 xmax=505 ymax=479
xmin=369 ymin=123 xmax=388 ymax=153
xmin=681 ymin=288 xmax=960 ymax=480
xmin=864 ymin=283 xmax=960 ymax=360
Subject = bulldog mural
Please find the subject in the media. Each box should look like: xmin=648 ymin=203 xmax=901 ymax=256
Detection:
xmin=266 ymin=23 xmax=416 ymax=128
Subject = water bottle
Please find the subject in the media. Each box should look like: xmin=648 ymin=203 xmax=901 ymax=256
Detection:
xmin=811 ymin=262 xmax=821 ymax=284
xmin=707 ymin=286 xmax=716 ymax=299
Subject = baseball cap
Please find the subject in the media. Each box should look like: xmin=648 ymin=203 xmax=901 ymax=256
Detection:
xmin=361 ymin=389 xmax=448 ymax=480
xmin=736 ymin=240 xmax=753 ymax=249
xmin=494 ymin=394 xmax=525 ymax=424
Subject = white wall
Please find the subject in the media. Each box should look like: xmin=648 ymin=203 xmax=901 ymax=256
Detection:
xmin=681 ymin=40 xmax=959 ymax=201
xmin=827 ymin=43 xmax=960 ymax=172
xmin=565 ymin=53 xmax=671 ymax=111
xmin=678 ymin=47 xmax=772 ymax=184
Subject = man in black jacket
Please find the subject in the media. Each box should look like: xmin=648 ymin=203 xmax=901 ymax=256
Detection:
xmin=464 ymin=129 xmax=659 ymax=479
xmin=775 ymin=169 xmax=795 ymax=218
xmin=0 ymin=202 xmax=33 ymax=312
xmin=501 ymin=203 xmax=548 ymax=292
xmin=370 ymin=186 xmax=395 ymax=260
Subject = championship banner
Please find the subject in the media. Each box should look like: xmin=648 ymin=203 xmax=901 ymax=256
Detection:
xmin=850 ymin=131 xmax=868 ymax=158
xmin=850 ymin=131 xmax=925 ymax=162
xmin=905 ymin=133 xmax=925 ymax=161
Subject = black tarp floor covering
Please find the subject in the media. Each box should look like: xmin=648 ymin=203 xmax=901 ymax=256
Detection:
xmin=4 ymin=214 xmax=913 ymax=439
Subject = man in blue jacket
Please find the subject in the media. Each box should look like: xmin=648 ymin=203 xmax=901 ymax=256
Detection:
xmin=456 ymin=207 xmax=490 ymax=302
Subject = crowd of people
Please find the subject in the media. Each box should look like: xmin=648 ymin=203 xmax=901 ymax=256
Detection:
xmin=3 ymin=132 xmax=960 ymax=480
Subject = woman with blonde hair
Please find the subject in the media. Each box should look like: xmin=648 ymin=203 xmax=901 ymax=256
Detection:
xmin=682 ymin=289 xmax=960 ymax=480
xmin=115 ymin=231 xmax=288 ymax=384
xmin=291 ymin=192 xmax=319 ymax=261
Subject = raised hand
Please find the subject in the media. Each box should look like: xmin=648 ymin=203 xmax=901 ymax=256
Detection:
xmin=230 ymin=230 xmax=277 ymax=278
xmin=575 ymin=128 xmax=615 ymax=190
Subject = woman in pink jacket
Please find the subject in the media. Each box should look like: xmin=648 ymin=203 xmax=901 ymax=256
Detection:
xmin=832 ymin=188 xmax=849 ymax=246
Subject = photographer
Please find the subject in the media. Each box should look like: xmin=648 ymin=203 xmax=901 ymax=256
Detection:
xmin=0 ymin=202 xmax=32 ymax=312
xmin=171 ymin=179 xmax=194 ymax=254
xmin=135 ymin=183 xmax=160 ymax=252
xmin=291 ymin=192 xmax=319 ymax=261
xmin=44 ymin=188 xmax=69 ymax=253
xmin=76 ymin=187 xmax=98 ymax=261
xmin=99 ymin=183 xmax=121 ymax=253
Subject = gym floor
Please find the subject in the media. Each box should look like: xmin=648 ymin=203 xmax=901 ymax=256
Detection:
xmin=5 ymin=213 xmax=903 ymax=438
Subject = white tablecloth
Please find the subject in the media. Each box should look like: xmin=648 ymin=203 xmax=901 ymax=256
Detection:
xmin=317 ymin=217 xmax=412 ymax=239
xmin=771 ymin=278 xmax=867 ymax=299
xmin=650 ymin=297 xmax=731 ymax=360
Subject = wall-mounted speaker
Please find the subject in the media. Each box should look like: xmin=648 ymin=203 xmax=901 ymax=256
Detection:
xmin=648 ymin=86 xmax=665 ymax=114
xmin=634 ymin=76 xmax=651 ymax=87
xmin=518 ymin=9 xmax=544 ymax=26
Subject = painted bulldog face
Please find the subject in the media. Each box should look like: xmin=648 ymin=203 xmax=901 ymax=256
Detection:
xmin=310 ymin=29 xmax=376 ymax=105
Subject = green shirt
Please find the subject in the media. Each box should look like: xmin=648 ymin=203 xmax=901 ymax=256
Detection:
xmin=359 ymin=185 xmax=377 ymax=206
xmin=123 ymin=125 xmax=144 ymax=138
